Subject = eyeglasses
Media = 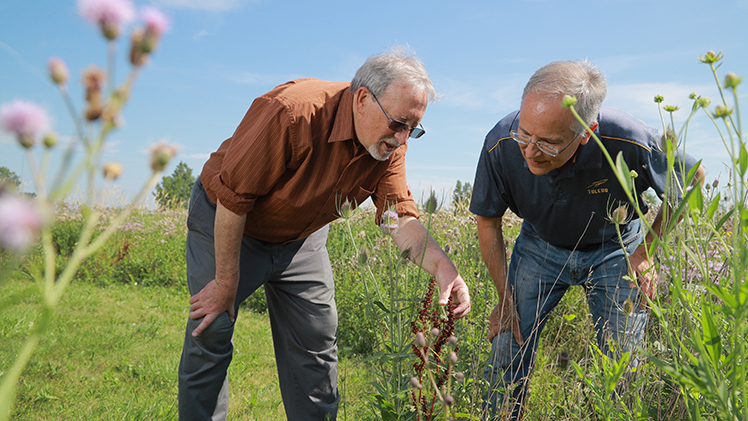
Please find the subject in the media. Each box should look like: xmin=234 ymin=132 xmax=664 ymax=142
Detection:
xmin=370 ymin=91 xmax=425 ymax=139
xmin=510 ymin=130 xmax=582 ymax=157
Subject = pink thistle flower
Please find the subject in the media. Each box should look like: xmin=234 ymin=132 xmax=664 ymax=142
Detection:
xmin=0 ymin=100 xmax=49 ymax=148
xmin=0 ymin=194 xmax=44 ymax=252
xmin=78 ymin=0 xmax=135 ymax=39
xmin=141 ymin=6 xmax=170 ymax=35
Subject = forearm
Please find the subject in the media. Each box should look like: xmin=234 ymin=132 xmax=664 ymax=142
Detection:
xmin=214 ymin=199 xmax=247 ymax=290
xmin=391 ymin=216 xmax=457 ymax=279
xmin=476 ymin=216 xmax=509 ymax=297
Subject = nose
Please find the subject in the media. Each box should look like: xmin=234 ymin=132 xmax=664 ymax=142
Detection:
xmin=523 ymin=141 xmax=543 ymax=158
xmin=394 ymin=130 xmax=409 ymax=145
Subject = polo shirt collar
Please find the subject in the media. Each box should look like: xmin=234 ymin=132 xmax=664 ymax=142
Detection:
xmin=328 ymin=88 xmax=356 ymax=144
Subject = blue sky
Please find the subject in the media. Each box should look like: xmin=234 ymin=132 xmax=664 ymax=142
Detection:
xmin=1 ymin=0 xmax=747 ymax=206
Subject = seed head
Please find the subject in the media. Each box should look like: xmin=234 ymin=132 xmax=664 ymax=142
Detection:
xmin=149 ymin=142 xmax=178 ymax=172
xmin=415 ymin=332 xmax=426 ymax=348
xmin=444 ymin=395 xmax=455 ymax=406
xmin=103 ymin=162 xmax=124 ymax=180
xmin=430 ymin=327 xmax=440 ymax=337
xmin=455 ymin=372 xmax=465 ymax=383
xmin=409 ymin=377 xmax=422 ymax=390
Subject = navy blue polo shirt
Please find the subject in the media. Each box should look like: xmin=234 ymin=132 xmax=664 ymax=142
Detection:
xmin=470 ymin=107 xmax=698 ymax=248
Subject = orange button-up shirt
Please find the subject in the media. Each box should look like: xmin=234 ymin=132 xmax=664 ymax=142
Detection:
xmin=200 ymin=78 xmax=419 ymax=243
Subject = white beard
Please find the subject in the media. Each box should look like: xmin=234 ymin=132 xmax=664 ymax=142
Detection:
xmin=368 ymin=137 xmax=399 ymax=161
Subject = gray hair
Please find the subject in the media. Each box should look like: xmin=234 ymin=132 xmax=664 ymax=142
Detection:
xmin=522 ymin=60 xmax=607 ymax=133
xmin=350 ymin=45 xmax=437 ymax=102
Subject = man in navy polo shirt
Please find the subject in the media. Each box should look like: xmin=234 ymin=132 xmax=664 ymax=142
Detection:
xmin=470 ymin=60 xmax=704 ymax=419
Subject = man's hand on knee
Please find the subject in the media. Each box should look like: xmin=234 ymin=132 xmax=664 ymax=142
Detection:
xmin=189 ymin=279 xmax=237 ymax=337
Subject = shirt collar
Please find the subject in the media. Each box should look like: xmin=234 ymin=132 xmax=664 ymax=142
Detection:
xmin=328 ymin=88 xmax=356 ymax=144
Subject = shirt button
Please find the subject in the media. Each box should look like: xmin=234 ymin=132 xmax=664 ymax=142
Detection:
xmin=322 ymin=213 xmax=327 ymax=217
xmin=337 ymin=190 xmax=342 ymax=194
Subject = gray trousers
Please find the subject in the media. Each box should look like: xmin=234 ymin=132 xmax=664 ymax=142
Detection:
xmin=178 ymin=179 xmax=339 ymax=420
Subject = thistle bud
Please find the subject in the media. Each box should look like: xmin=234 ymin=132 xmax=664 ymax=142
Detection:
xmin=654 ymin=95 xmax=664 ymax=103
xmin=688 ymin=93 xmax=697 ymax=100
xmin=449 ymin=352 xmax=458 ymax=364
xmin=663 ymin=105 xmax=679 ymax=112
xmin=623 ymin=299 xmax=634 ymax=315
xmin=699 ymin=50 xmax=723 ymax=64
xmin=724 ymin=72 xmax=743 ymax=89
xmin=712 ymin=179 xmax=719 ymax=189
xmin=338 ymin=198 xmax=352 ymax=219
xmin=150 ymin=142 xmax=178 ymax=171
xmin=444 ymin=395 xmax=455 ymax=406
xmin=713 ymin=104 xmax=732 ymax=119
xmin=448 ymin=336 xmax=458 ymax=346
xmin=415 ymin=332 xmax=426 ymax=348
xmin=697 ymin=97 xmax=711 ymax=109
xmin=425 ymin=192 xmax=438 ymax=214
xmin=455 ymin=372 xmax=465 ymax=383
xmin=409 ymin=377 xmax=422 ymax=390
xmin=430 ymin=327 xmax=440 ymax=337
xmin=358 ymin=246 xmax=369 ymax=265
xmin=43 ymin=132 xmax=58 ymax=148
xmin=129 ymin=28 xmax=147 ymax=67
xmin=611 ymin=206 xmax=628 ymax=225
xmin=48 ymin=57 xmax=69 ymax=85
xmin=561 ymin=95 xmax=577 ymax=108
xmin=103 ymin=162 xmax=124 ymax=180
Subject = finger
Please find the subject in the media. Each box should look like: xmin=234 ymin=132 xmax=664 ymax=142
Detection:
xmin=438 ymin=283 xmax=452 ymax=306
xmin=192 ymin=314 xmax=216 ymax=337
xmin=512 ymin=318 xmax=524 ymax=347
xmin=229 ymin=306 xmax=236 ymax=323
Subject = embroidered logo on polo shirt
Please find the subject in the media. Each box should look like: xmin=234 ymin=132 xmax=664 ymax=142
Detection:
xmin=587 ymin=179 xmax=609 ymax=194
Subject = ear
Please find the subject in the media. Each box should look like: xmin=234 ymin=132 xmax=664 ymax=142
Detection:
xmin=354 ymin=87 xmax=370 ymax=114
xmin=580 ymin=122 xmax=599 ymax=145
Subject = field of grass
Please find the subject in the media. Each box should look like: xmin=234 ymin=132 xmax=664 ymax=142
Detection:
xmin=0 ymin=203 xmax=675 ymax=420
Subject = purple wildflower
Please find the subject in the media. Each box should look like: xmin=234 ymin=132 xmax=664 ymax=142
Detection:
xmin=379 ymin=209 xmax=399 ymax=234
xmin=78 ymin=0 xmax=135 ymax=39
xmin=0 ymin=100 xmax=49 ymax=148
xmin=140 ymin=6 xmax=170 ymax=35
xmin=0 ymin=194 xmax=43 ymax=252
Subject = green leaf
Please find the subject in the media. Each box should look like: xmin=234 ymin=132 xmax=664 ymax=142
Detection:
xmin=700 ymin=303 xmax=723 ymax=369
xmin=707 ymin=193 xmax=721 ymax=219
xmin=563 ymin=314 xmax=577 ymax=321
xmin=715 ymin=208 xmax=735 ymax=231
xmin=739 ymin=145 xmax=748 ymax=178
xmin=615 ymin=152 xmax=633 ymax=195
xmin=687 ymin=185 xmax=704 ymax=216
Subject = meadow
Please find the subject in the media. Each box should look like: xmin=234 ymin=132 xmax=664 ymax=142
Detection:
xmin=1 ymin=178 xmax=743 ymax=420
xmin=0 ymin=2 xmax=744 ymax=416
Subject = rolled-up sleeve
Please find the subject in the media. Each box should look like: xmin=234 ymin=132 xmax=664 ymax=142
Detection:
xmin=204 ymin=95 xmax=299 ymax=215
xmin=371 ymin=146 xmax=419 ymax=224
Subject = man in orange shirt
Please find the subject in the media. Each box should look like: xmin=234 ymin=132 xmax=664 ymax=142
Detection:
xmin=178 ymin=46 xmax=471 ymax=421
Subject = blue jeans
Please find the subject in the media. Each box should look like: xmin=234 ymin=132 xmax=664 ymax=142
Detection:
xmin=483 ymin=221 xmax=648 ymax=420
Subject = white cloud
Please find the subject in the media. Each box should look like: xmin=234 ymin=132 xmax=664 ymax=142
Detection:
xmin=152 ymin=0 xmax=255 ymax=12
